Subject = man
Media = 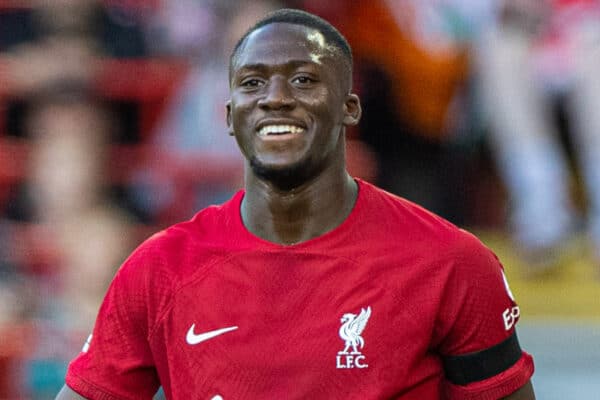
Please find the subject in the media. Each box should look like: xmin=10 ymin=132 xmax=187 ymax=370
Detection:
xmin=57 ymin=8 xmax=535 ymax=399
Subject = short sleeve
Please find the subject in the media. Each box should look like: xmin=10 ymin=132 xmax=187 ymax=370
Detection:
xmin=434 ymin=231 xmax=534 ymax=399
xmin=65 ymin=253 xmax=161 ymax=400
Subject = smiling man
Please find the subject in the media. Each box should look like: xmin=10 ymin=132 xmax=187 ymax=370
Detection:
xmin=56 ymin=8 xmax=535 ymax=400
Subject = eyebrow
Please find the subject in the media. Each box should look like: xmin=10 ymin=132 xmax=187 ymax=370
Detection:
xmin=235 ymin=59 xmax=319 ymax=73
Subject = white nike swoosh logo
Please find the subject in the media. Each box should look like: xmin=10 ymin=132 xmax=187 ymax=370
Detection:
xmin=186 ymin=324 xmax=238 ymax=345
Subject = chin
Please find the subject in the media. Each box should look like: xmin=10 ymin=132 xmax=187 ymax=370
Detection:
xmin=249 ymin=157 xmax=314 ymax=190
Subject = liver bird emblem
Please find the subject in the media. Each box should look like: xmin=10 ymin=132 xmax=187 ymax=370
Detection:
xmin=338 ymin=306 xmax=372 ymax=354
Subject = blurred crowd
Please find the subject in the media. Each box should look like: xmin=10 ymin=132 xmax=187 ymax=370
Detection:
xmin=1 ymin=0 xmax=599 ymax=398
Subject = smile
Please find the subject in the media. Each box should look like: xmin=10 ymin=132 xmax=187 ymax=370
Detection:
xmin=258 ymin=125 xmax=306 ymax=136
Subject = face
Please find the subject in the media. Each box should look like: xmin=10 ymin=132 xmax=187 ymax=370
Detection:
xmin=227 ymin=22 xmax=360 ymax=187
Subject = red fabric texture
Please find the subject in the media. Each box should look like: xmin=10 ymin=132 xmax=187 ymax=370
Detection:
xmin=66 ymin=179 xmax=533 ymax=399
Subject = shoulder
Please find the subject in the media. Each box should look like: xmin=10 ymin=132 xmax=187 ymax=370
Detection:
xmin=358 ymin=179 xmax=476 ymax=248
xmin=359 ymin=180 xmax=455 ymax=227
xmin=124 ymin=195 xmax=241 ymax=277
xmin=108 ymin=192 xmax=244 ymax=314
xmin=357 ymin=180 xmax=501 ymax=277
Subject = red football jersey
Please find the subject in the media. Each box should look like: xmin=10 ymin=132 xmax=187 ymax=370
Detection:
xmin=66 ymin=179 xmax=533 ymax=399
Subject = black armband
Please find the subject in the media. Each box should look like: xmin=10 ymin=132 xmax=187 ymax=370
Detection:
xmin=442 ymin=332 xmax=523 ymax=385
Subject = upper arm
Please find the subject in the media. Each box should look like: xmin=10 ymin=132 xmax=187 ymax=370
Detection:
xmin=55 ymin=385 xmax=88 ymax=400
xmin=63 ymin=250 xmax=163 ymax=398
xmin=436 ymin=232 xmax=535 ymax=398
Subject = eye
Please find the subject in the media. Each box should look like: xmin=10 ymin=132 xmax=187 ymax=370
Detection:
xmin=292 ymin=75 xmax=316 ymax=85
xmin=240 ymin=78 xmax=264 ymax=88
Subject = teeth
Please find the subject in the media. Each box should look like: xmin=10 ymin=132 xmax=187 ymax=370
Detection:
xmin=258 ymin=125 xmax=305 ymax=136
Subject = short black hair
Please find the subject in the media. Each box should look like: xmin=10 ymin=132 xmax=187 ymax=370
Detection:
xmin=230 ymin=8 xmax=353 ymax=86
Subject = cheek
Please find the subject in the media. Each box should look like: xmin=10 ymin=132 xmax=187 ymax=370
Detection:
xmin=230 ymin=102 xmax=255 ymax=155
xmin=230 ymin=98 xmax=254 ymax=131
xmin=311 ymin=103 xmax=344 ymax=138
xmin=300 ymin=87 xmax=329 ymax=108
xmin=301 ymin=89 xmax=344 ymax=125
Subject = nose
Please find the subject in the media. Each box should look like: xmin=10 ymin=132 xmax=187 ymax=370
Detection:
xmin=258 ymin=76 xmax=296 ymax=110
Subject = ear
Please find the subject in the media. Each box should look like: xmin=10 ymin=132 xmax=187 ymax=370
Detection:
xmin=226 ymin=100 xmax=234 ymax=136
xmin=342 ymin=93 xmax=361 ymax=126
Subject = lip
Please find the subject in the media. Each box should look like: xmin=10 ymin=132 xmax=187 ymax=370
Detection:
xmin=255 ymin=118 xmax=307 ymax=132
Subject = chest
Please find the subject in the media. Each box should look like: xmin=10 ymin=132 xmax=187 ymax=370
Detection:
xmin=150 ymin=252 xmax=445 ymax=399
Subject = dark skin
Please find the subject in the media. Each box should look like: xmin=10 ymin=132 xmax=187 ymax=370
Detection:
xmin=56 ymin=22 xmax=534 ymax=399
xmin=227 ymin=23 xmax=360 ymax=245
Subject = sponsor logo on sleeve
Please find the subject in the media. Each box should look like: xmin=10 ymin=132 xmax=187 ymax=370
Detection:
xmin=501 ymin=271 xmax=520 ymax=330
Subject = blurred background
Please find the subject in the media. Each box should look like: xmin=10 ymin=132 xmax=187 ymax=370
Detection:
xmin=0 ymin=0 xmax=598 ymax=398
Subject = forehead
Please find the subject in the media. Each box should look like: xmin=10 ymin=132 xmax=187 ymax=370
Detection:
xmin=233 ymin=22 xmax=339 ymax=71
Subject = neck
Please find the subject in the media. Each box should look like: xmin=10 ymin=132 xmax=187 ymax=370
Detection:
xmin=241 ymin=165 xmax=358 ymax=245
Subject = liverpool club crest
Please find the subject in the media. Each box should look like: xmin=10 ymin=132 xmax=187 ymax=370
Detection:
xmin=336 ymin=306 xmax=371 ymax=369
